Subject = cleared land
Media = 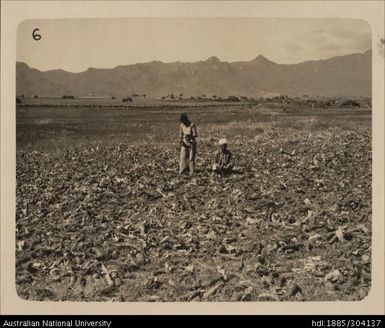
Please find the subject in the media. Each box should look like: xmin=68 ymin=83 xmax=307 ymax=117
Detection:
xmin=16 ymin=104 xmax=372 ymax=301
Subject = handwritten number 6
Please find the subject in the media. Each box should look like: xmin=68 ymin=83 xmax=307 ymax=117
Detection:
xmin=32 ymin=29 xmax=41 ymax=41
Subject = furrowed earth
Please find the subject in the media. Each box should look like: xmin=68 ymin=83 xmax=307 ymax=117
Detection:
xmin=16 ymin=104 xmax=372 ymax=301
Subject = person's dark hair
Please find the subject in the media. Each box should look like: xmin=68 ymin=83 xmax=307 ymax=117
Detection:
xmin=180 ymin=113 xmax=190 ymax=126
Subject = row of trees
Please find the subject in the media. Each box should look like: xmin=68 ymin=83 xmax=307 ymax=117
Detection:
xmin=15 ymin=93 xmax=370 ymax=109
xmin=261 ymin=95 xmax=370 ymax=109
xmin=160 ymin=94 xmax=246 ymax=102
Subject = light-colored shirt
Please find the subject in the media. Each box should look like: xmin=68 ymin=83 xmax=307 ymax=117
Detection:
xmin=180 ymin=123 xmax=197 ymax=147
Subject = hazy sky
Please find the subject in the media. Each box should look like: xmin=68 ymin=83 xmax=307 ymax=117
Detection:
xmin=17 ymin=18 xmax=371 ymax=73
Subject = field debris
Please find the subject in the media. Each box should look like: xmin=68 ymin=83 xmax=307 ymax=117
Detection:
xmin=16 ymin=127 xmax=371 ymax=301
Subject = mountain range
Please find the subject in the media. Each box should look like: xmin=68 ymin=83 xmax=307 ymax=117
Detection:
xmin=16 ymin=49 xmax=372 ymax=98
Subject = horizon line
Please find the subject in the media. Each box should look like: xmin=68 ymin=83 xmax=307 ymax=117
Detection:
xmin=17 ymin=48 xmax=372 ymax=74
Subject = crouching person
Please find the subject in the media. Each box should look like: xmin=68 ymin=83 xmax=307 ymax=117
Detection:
xmin=212 ymin=138 xmax=234 ymax=175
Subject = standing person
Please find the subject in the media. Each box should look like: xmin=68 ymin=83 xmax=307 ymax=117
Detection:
xmin=212 ymin=138 xmax=234 ymax=175
xmin=179 ymin=113 xmax=198 ymax=176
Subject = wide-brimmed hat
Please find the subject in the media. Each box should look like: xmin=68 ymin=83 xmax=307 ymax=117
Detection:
xmin=218 ymin=138 xmax=228 ymax=146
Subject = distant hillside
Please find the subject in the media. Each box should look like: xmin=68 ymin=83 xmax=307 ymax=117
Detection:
xmin=16 ymin=50 xmax=371 ymax=98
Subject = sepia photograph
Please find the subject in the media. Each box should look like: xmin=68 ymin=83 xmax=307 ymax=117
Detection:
xmin=12 ymin=16 xmax=376 ymax=303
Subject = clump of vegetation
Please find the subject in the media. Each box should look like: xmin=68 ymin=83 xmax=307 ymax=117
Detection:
xmin=340 ymin=100 xmax=360 ymax=108
xmin=122 ymin=97 xmax=133 ymax=102
xmin=226 ymin=96 xmax=240 ymax=102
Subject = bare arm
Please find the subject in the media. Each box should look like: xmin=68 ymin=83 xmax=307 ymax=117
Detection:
xmin=213 ymin=151 xmax=220 ymax=164
xmin=191 ymin=124 xmax=198 ymax=138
